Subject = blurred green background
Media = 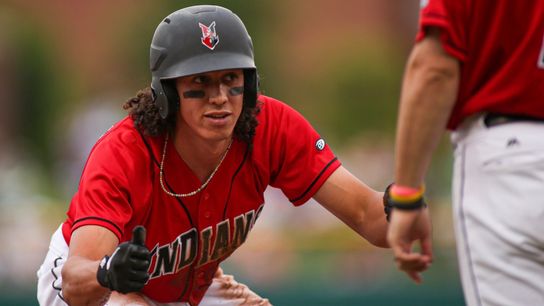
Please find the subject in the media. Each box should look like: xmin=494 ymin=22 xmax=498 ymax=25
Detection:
xmin=0 ymin=0 xmax=463 ymax=305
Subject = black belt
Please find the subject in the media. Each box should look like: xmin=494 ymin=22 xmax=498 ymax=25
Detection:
xmin=483 ymin=113 xmax=544 ymax=127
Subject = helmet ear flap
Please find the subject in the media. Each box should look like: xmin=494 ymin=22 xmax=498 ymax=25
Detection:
xmin=163 ymin=79 xmax=180 ymax=118
xmin=243 ymin=69 xmax=258 ymax=108
xmin=152 ymin=79 xmax=180 ymax=119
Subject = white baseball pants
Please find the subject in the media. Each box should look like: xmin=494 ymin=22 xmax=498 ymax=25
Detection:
xmin=451 ymin=115 xmax=544 ymax=306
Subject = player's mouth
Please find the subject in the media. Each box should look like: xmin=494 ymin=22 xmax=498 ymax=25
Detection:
xmin=204 ymin=111 xmax=232 ymax=125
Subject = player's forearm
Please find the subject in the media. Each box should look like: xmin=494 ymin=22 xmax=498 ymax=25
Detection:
xmin=61 ymin=256 xmax=111 ymax=306
xmin=395 ymin=33 xmax=460 ymax=187
xmin=355 ymin=192 xmax=389 ymax=248
xmin=342 ymin=178 xmax=389 ymax=248
xmin=314 ymin=167 xmax=389 ymax=247
xmin=326 ymin=194 xmax=389 ymax=248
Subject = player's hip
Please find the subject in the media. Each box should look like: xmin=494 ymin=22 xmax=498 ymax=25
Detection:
xmin=451 ymin=113 xmax=544 ymax=171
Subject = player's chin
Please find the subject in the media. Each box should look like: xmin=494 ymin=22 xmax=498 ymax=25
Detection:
xmin=202 ymin=126 xmax=236 ymax=142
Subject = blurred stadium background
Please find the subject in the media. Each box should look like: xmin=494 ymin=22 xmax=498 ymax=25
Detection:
xmin=0 ymin=0 xmax=463 ymax=305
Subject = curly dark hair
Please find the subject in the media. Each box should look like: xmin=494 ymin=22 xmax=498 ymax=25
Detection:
xmin=122 ymin=87 xmax=261 ymax=145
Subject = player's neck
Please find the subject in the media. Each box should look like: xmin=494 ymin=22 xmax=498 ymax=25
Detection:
xmin=172 ymin=131 xmax=232 ymax=183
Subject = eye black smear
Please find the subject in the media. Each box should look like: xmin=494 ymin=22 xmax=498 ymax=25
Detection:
xmin=228 ymin=87 xmax=244 ymax=96
xmin=183 ymin=90 xmax=206 ymax=98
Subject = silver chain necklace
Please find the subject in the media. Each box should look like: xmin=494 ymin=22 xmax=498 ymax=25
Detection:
xmin=159 ymin=133 xmax=232 ymax=197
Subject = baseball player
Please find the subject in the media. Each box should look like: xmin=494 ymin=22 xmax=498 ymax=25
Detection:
xmin=36 ymin=5 xmax=390 ymax=306
xmin=386 ymin=1 xmax=544 ymax=305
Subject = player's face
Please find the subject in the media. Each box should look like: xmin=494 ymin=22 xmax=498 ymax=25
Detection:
xmin=175 ymin=69 xmax=244 ymax=143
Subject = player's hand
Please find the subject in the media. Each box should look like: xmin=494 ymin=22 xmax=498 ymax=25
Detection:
xmin=96 ymin=226 xmax=151 ymax=293
xmin=214 ymin=267 xmax=272 ymax=305
xmin=387 ymin=208 xmax=433 ymax=283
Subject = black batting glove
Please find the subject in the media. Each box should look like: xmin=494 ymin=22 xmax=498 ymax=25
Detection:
xmin=97 ymin=226 xmax=151 ymax=293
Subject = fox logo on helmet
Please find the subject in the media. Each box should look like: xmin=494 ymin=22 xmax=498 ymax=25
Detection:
xmin=199 ymin=21 xmax=219 ymax=50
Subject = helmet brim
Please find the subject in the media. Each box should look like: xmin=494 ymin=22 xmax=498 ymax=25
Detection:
xmin=158 ymin=52 xmax=256 ymax=80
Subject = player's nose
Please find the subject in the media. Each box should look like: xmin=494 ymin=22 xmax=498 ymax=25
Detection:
xmin=208 ymin=83 xmax=229 ymax=105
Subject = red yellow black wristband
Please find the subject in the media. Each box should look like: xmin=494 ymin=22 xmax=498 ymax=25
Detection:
xmin=383 ymin=183 xmax=427 ymax=222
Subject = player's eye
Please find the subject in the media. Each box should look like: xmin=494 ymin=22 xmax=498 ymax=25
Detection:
xmin=223 ymin=71 xmax=243 ymax=86
xmin=223 ymin=73 xmax=237 ymax=82
xmin=193 ymin=75 xmax=209 ymax=84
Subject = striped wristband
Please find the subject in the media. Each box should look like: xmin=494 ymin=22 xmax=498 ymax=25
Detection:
xmin=386 ymin=183 xmax=427 ymax=211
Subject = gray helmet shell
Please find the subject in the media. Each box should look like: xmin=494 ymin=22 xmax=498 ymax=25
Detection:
xmin=150 ymin=5 xmax=257 ymax=119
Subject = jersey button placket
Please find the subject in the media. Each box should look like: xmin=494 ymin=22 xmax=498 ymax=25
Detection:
xmin=200 ymin=192 xmax=212 ymax=220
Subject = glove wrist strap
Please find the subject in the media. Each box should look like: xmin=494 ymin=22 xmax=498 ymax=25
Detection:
xmin=96 ymin=255 xmax=111 ymax=289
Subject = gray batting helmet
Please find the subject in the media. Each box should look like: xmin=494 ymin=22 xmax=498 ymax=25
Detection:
xmin=150 ymin=5 xmax=258 ymax=119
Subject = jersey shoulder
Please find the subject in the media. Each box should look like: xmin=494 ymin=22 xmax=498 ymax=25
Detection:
xmin=94 ymin=116 xmax=140 ymax=145
xmin=90 ymin=116 xmax=151 ymax=155
xmin=256 ymin=94 xmax=306 ymax=127
xmin=257 ymin=94 xmax=296 ymax=112
xmin=82 ymin=116 xmax=156 ymax=177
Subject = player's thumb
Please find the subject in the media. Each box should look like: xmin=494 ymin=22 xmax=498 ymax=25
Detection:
xmin=131 ymin=225 xmax=147 ymax=246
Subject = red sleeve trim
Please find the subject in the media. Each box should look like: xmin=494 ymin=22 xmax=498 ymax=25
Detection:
xmin=72 ymin=216 xmax=124 ymax=241
xmin=289 ymin=157 xmax=341 ymax=206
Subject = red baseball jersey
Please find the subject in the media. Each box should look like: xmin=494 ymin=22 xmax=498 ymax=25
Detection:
xmin=417 ymin=0 xmax=544 ymax=129
xmin=61 ymin=95 xmax=341 ymax=304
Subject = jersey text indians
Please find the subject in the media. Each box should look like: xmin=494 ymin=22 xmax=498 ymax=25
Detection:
xmin=148 ymin=204 xmax=264 ymax=279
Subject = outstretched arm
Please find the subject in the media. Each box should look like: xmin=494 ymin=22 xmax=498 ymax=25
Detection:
xmin=62 ymin=225 xmax=119 ymax=306
xmin=313 ymin=166 xmax=389 ymax=248
xmin=388 ymin=27 xmax=460 ymax=283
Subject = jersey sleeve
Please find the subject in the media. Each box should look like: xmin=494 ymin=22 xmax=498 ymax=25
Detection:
xmin=416 ymin=0 xmax=469 ymax=62
xmin=256 ymin=96 xmax=341 ymax=206
xmin=66 ymin=121 xmax=150 ymax=242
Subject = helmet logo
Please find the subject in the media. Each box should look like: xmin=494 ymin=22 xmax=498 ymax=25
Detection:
xmin=199 ymin=21 xmax=219 ymax=50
